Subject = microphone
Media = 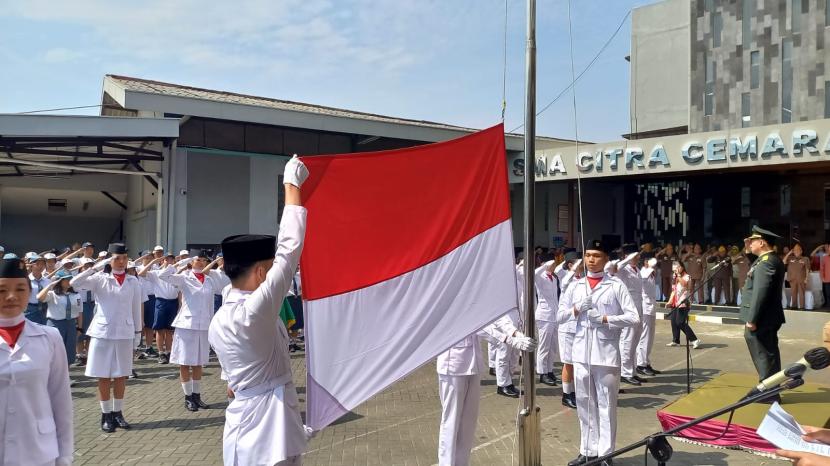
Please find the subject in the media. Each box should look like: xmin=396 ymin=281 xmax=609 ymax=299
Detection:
xmin=743 ymin=347 xmax=830 ymax=399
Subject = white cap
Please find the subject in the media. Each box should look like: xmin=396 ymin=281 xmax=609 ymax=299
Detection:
xmin=59 ymin=259 xmax=73 ymax=267
xmin=98 ymin=251 xmax=108 ymax=258
xmin=179 ymin=250 xmax=189 ymax=256
xmin=153 ymin=245 xmax=164 ymax=252
xmin=127 ymin=261 xmax=137 ymax=269
xmin=43 ymin=253 xmax=57 ymax=260
xmin=79 ymin=258 xmax=95 ymax=265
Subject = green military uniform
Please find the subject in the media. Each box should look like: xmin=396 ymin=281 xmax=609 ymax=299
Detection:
xmin=739 ymin=227 xmax=786 ymax=382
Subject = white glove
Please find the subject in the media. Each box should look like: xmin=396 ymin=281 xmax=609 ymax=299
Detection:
xmin=506 ymin=333 xmax=538 ymax=352
xmin=648 ymin=258 xmax=658 ymax=268
xmin=304 ymin=425 xmax=317 ymax=440
xmin=576 ymin=295 xmax=593 ymax=314
xmin=624 ymin=252 xmax=638 ymax=263
xmin=93 ymin=257 xmax=113 ymax=271
xmin=587 ymin=309 xmax=605 ymax=325
xmin=175 ymin=256 xmax=195 ymax=268
xmin=283 ymin=154 xmax=309 ymax=188
xmin=569 ymin=259 xmax=582 ymax=272
xmin=133 ymin=332 xmax=142 ymax=349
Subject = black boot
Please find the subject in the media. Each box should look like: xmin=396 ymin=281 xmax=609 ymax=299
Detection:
xmin=192 ymin=392 xmax=209 ymax=409
xmin=547 ymin=371 xmax=559 ymax=385
xmin=488 ymin=367 xmax=496 ymax=376
xmin=562 ymin=392 xmax=577 ymax=409
xmin=101 ymin=412 xmax=116 ymax=433
xmin=112 ymin=411 xmax=131 ymax=429
xmin=185 ymin=394 xmax=199 ymax=411
xmin=567 ymin=454 xmax=597 ymax=466
xmin=539 ymin=373 xmax=557 ymax=386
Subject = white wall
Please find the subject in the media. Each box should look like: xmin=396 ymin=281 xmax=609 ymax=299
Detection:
xmin=186 ymin=151 xmax=250 ymax=246
xmin=248 ymin=156 xmax=287 ymax=236
xmin=630 ymin=0 xmax=690 ymax=134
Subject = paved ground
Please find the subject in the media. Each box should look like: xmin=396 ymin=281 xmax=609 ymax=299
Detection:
xmin=70 ymin=319 xmax=830 ymax=465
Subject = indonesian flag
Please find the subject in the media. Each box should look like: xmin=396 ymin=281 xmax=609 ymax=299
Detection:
xmin=300 ymin=124 xmax=518 ymax=430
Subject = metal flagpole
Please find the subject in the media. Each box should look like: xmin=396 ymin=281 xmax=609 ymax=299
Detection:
xmin=518 ymin=0 xmax=541 ymax=463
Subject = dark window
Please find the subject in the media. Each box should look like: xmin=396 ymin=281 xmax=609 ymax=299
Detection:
xmin=750 ymin=51 xmax=760 ymax=89
xmin=782 ymin=39 xmax=793 ymax=123
xmin=792 ymin=0 xmax=802 ymax=33
xmin=741 ymin=93 xmax=751 ymax=128
xmin=705 ymin=57 xmax=716 ymax=116
xmin=825 ymin=81 xmax=830 ymax=118
xmin=713 ymin=12 xmax=723 ymax=47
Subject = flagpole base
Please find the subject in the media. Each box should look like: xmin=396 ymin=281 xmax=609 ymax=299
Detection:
xmin=517 ymin=406 xmax=542 ymax=466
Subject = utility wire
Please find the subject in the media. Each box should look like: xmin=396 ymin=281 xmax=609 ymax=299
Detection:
xmin=16 ymin=104 xmax=103 ymax=114
xmin=509 ymin=9 xmax=631 ymax=134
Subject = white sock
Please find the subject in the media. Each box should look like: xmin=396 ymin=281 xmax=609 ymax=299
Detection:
xmin=112 ymin=399 xmax=123 ymax=412
xmin=182 ymin=381 xmax=192 ymax=395
xmin=563 ymin=382 xmax=574 ymax=395
xmin=191 ymin=379 xmax=200 ymax=394
xmin=100 ymin=401 xmax=112 ymax=413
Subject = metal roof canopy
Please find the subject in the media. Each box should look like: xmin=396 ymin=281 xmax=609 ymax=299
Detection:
xmin=0 ymin=114 xmax=179 ymax=180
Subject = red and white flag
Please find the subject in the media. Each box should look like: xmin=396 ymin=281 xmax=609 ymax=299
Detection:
xmin=300 ymin=124 xmax=517 ymax=430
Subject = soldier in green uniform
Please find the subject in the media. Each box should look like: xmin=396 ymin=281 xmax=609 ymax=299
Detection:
xmin=739 ymin=226 xmax=786 ymax=401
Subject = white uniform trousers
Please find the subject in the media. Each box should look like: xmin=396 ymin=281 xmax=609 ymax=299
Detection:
xmin=535 ymin=320 xmax=559 ymax=374
xmin=557 ymin=330 xmax=575 ymax=365
xmin=636 ymin=313 xmax=657 ymax=367
xmin=619 ymin=322 xmax=642 ymax=378
xmin=438 ymin=373 xmax=480 ymax=466
xmin=574 ymin=363 xmax=620 ymax=457
xmin=487 ymin=342 xmax=496 ymax=369
xmin=495 ymin=341 xmax=517 ymax=387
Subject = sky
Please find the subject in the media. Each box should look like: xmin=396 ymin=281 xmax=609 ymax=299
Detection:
xmin=0 ymin=0 xmax=660 ymax=142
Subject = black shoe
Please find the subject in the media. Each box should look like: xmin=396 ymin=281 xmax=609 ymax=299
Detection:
xmin=562 ymin=392 xmax=577 ymax=409
xmin=112 ymin=411 xmax=131 ymax=429
xmin=567 ymin=454 xmax=597 ymax=466
xmin=162 ymin=353 xmax=170 ymax=364
xmin=633 ymin=375 xmax=648 ymax=383
xmin=184 ymin=394 xmax=199 ymax=411
xmin=646 ymin=365 xmax=661 ymax=375
xmin=488 ymin=367 xmax=496 ymax=376
xmin=547 ymin=372 xmax=559 ymax=385
xmin=618 ymin=388 xmax=626 ymax=394
xmin=621 ymin=376 xmax=641 ymax=386
xmin=137 ymin=352 xmax=147 ymax=360
xmin=497 ymin=385 xmax=520 ymax=398
xmin=158 ymin=354 xmax=166 ymax=364
xmin=101 ymin=412 xmax=116 ymax=433
xmin=539 ymin=373 xmax=557 ymax=386
xmin=192 ymin=392 xmax=209 ymax=409
xmin=146 ymin=346 xmax=158 ymax=356
xmin=74 ymin=357 xmax=86 ymax=367
xmin=638 ymin=365 xmax=657 ymax=376
xmin=129 ymin=370 xmax=138 ymax=379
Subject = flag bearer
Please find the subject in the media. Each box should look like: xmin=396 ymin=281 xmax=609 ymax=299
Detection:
xmin=606 ymin=243 xmax=645 ymax=386
xmin=208 ymin=156 xmax=310 ymax=466
xmin=636 ymin=254 xmax=661 ymax=377
xmin=534 ymin=259 xmax=560 ymax=386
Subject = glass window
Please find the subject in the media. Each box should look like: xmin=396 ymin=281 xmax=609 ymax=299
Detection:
xmin=826 ymin=0 xmax=830 ymax=26
xmin=741 ymin=93 xmax=751 ymax=128
xmin=792 ymin=0 xmax=802 ymax=33
xmin=782 ymin=39 xmax=793 ymax=123
xmin=825 ymin=81 xmax=830 ymax=118
xmin=713 ymin=12 xmax=723 ymax=47
xmin=705 ymin=58 xmax=716 ymax=116
xmin=743 ymin=0 xmax=754 ymax=45
xmin=750 ymin=51 xmax=760 ymax=89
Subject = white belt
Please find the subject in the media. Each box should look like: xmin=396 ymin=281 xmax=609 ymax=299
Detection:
xmin=233 ymin=373 xmax=293 ymax=401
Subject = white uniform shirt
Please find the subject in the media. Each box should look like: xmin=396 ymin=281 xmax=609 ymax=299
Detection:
xmin=436 ymin=315 xmax=517 ymax=376
xmin=615 ymin=264 xmax=644 ymax=312
xmin=640 ymin=267 xmax=658 ymax=314
xmin=158 ymin=268 xmax=224 ymax=331
xmin=70 ymin=270 xmax=143 ymax=340
xmin=43 ymin=291 xmax=82 ymax=321
xmin=28 ymin=273 xmax=49 ymax=305
xmin=208 ymin=205 xmax=307 ymax=465
xmin=145 ymin=267 xmax=180 ymax=300
xmin=0 ymin=320 xmax=73 ymax=465
xmin=534 ymin=261 xmax=559 ymax=322
xmin=558 ymin=274 xmax=639 ymax=367
xmin=557 ymin=268 xmax=580 ymax=334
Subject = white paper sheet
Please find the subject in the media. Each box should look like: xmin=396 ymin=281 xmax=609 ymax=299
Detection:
xmin=757 ymin=402 xmax=830 ymax=456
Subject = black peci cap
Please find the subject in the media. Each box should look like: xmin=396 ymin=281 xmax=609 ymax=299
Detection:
xmin=221 ymin=235 xmax=276 ymax=266
xmin=107 ymin=243 xmax=128 ymax=255
xmin=585 ymin=238 xmax=608 ymax=254
xmin=0 ymin=258 xmax=27 ymax=278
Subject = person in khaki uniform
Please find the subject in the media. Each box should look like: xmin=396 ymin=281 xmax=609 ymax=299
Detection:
xmin=656 ymin=244 xmax=678 ymax=301
xmin=708 ymin=246 xmax=733 ymax=305
xmin=784 ymin=243 xmax=811 ymax=310
xmin=731 ymin=248 xmax=752 ymax=303
xmin=681 ymin=244 xmax=705 ymax=304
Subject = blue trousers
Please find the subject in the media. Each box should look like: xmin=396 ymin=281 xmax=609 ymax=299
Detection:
xmin=25 ymin=303 xmax=46 ymax=325
xmin=47 ymin=318 xmax=77 ymax=365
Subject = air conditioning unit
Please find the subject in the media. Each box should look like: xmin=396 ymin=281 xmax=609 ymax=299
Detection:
xmin=48 ymin=199 xmax=67 ymax=212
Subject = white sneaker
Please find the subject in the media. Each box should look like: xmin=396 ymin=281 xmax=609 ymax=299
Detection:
xmin=692 ymin=340 xmax=701 ymax=349
xmin=666 ymin=342 xmax=679 ymax=347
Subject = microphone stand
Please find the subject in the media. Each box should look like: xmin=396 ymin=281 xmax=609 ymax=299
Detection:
xmin=669 ymin=258 xmax=729 ymax=394
xmin=584 ymin=376 xmax=805 ymax=466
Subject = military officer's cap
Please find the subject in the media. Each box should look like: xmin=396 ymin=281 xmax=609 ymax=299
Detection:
xmin=221 ymin=234 xmax=276 ymax=266
xmin=0 ymin=258 xmax=27 ymax=278
xmin=585 ymin=238 xmax=609 ymax=254
xmin=745 ymin=225 xmax=780 ymax=245
xmin=107 ymin=243 xmax=128 ymax=255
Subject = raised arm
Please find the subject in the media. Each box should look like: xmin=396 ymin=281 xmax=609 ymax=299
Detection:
xmin=138 ymin=257 xmax=164 ymax=277
xmin=70 ymin=258 xmax=110 ymax=291
xmin=36 ymin=282 xmax=58 ymax=302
